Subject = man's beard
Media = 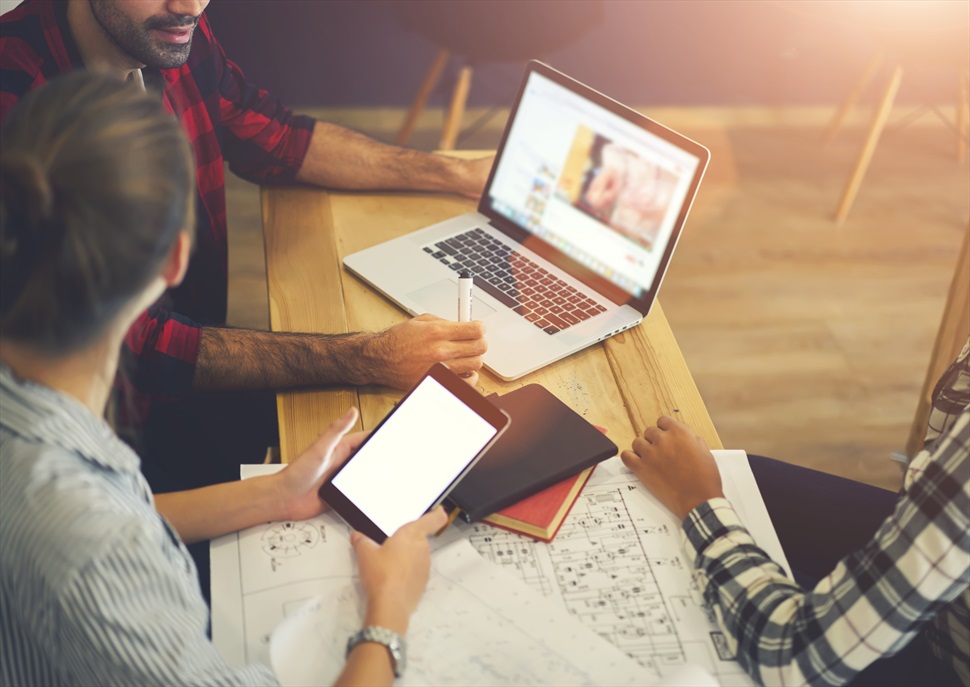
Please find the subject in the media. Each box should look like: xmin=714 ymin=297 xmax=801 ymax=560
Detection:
xmin=90 ymin=1 xmax=199 ymax=69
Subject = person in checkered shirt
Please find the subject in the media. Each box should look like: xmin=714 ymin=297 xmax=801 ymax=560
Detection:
xmin=0 ymin=7 xmax=493 ymax=461
xmin=623 ymin=340 xmax=969 ymax=686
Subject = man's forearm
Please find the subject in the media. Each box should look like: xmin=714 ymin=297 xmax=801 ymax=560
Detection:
xmin=192 ymin=326 xmax=380 ymax=391
xmin=295 ymin=121 xmax=482 ymax=195
xmin=193 ymin=315 xmax=486 ymax=392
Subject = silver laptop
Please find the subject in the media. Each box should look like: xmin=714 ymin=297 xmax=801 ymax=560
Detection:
xmin=344 ymin=61 xmax=710 ymax=381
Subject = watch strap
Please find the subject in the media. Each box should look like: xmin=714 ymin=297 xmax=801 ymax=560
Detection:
xmin=345 ymin=625 xmax=406 ymax=678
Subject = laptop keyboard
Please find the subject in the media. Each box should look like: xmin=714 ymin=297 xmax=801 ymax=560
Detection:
xmin=424 ymin=228 xmax=607 ymax=335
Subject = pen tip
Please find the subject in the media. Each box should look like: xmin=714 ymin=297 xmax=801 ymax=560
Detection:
xmin=459 ymin=271 xmax=472 ymax=280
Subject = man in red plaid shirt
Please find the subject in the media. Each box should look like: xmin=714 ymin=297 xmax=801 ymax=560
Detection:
xmin=1 ymin=1 xmax=490 ymax=499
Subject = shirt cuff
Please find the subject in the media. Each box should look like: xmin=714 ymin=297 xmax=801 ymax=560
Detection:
xmin=277 ymin=113 xmax=315 ymax=179
xmin=124 ymin=307 xmax=203 ymax=399
xmin=681 ymin=497 xmax=752 ymax=566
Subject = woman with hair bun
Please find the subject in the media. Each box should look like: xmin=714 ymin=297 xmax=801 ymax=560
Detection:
xmin=0 ymin=71 xmax=441 ymax=687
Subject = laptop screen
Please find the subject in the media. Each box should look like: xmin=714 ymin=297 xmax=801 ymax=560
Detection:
xmin=485 ymin=69 xmax=704 ymax=300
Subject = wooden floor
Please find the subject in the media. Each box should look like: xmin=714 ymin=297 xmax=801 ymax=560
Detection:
xmin=225 ymin=107 xmax=969 ymax=491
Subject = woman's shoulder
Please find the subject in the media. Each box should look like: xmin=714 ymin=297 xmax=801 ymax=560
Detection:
xmin=1 ymin=431 xmax=162 ymax=589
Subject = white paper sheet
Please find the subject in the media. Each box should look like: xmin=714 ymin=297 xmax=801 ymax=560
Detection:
xmin=461 ymin=450 xmax=790 ymax=687
xmin=270 ymin=538 xmax=660 ymax=686
xmin=211 ymin=465 xmax=656 ymax=686
xmin=211 ymin=464 xmax=306 ymax=668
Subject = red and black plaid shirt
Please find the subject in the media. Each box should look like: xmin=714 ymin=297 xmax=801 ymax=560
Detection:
xmin=0 ymin=0 xmax=314 ymax=422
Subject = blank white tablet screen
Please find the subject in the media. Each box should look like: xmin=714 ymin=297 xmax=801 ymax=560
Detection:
xmin=331 ymin=376 xmax=498 ymax=537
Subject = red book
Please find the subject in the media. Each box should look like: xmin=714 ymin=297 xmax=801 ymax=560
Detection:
xmin=482 ymin=465 xmax=596 ymax=542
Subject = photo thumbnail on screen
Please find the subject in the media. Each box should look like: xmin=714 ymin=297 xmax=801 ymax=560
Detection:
xmin=556 ymin=125 xmax=680 ymax=251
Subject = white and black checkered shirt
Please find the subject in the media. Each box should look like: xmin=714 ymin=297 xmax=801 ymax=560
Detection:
xmin=0 ymin=367 xmax=277 ymax=686
xmin=682 ymin=341 xmax=970 ymax=686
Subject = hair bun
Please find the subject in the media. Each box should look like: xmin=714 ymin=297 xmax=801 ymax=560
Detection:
xmin=0 ymin=153 xmax=55 ymax=261
xmin=1 ymin=153 xmax=54 ymax=223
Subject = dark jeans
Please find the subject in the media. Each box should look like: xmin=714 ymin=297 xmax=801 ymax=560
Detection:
xmin=141 ymin=390 xmax=279 ymax=602
xmin=748 ymin=455 xmax=961 ymax=686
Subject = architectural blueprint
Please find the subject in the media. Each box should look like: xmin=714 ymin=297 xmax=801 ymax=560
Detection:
xmin=269 ymin=538 xmax=662 ymax=687
xmin=211 ymin=453 xmax=783 ymax=686
xmin=465 ymin=450 xmax=791 ymax=687
xmin=211 ymin=466 xmax=656 ymax=686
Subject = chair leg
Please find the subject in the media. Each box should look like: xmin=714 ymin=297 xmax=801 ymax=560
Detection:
xmin=439 ymin=64 xmax=473 ymax=151
xmin=823 ymin=49 xmax=885 ymax=145
xmin=835 ymin=63 xmax=904 ymax=225
xmin=905 ymin=223 xmax=970 ymax=458
xmin=957 ymin=67 xmax=969 ymax=165
xmin=396 ymin=49 xmax=450 ymax=147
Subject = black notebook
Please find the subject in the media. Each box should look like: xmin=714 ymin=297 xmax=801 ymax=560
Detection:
xmin=448 ymin=384 xmax=618 ymax=522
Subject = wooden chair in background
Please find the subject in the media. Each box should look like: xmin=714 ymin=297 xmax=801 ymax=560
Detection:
xmin=821 ymin=4 xmax=970 ymax=224
xmin=906 ymin=223 xmax=970 ymax=458
xmin=393 ymin=1 xmax=602 ymax=150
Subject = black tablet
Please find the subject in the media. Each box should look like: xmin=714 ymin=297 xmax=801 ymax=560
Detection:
xmin=319 ymin=363 xmax=510 ymax=543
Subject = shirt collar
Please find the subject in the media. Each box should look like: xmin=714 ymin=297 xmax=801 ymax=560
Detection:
xmin=0 ymin=365 xmax=140 ymax=475
xmin=128 ymin=68 xmax=146 ymax=92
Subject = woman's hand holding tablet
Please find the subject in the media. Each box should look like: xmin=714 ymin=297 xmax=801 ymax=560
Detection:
xmin=269 ymin=406 xmax=367 ymax=522
xmin=350 ymin=507 xmax=448 ymax=633
xmin=319 ymin=363 xmax=511 ymax=543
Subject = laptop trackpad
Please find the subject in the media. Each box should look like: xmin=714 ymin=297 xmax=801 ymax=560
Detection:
xmin=408 ymin=280 xmax=497 ymax=320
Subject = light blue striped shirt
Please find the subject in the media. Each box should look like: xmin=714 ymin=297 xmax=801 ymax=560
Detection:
xmin=0 ymin=366 xmax=277 ymax=686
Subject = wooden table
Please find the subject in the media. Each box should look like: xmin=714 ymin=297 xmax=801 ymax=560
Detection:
xmin=261 ymin=177 xmax=722 ymax=463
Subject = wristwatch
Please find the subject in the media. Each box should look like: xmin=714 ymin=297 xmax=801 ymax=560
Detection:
xmin=346 ymin=626 xmax=407 ymax=678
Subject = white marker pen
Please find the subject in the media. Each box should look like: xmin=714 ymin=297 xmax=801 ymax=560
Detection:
xmin=458 ymin=271 xmax=474 ymax=322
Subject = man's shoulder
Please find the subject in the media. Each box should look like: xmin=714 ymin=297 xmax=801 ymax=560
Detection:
xmin=0 ymin=431 xmax=161 ymax=588
xmin=1 ymin=0 xmax=57 ymax=67
xmin=0 ymin=0 xmax=71 ymax=118
xmin=0 ymin=2 xmax=50 ymax=69
xmin=1 ymin=0 xmax=45 ymax=30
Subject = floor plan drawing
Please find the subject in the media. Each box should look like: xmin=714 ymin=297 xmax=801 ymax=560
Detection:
xmin=212 ymin=465 xmax=657 ymax=686
xmin=468 ymin=451 xmax=790 ymax=687
xmin=269 ymin=540 xmax=658 ymax=687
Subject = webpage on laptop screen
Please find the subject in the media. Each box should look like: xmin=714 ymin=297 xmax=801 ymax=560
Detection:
xmin=489 ymin=72 xmax=700 ymax=298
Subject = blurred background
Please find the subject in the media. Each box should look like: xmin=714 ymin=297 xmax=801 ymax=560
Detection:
xmin=207 ymin=0 xmax=961 ymax=111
